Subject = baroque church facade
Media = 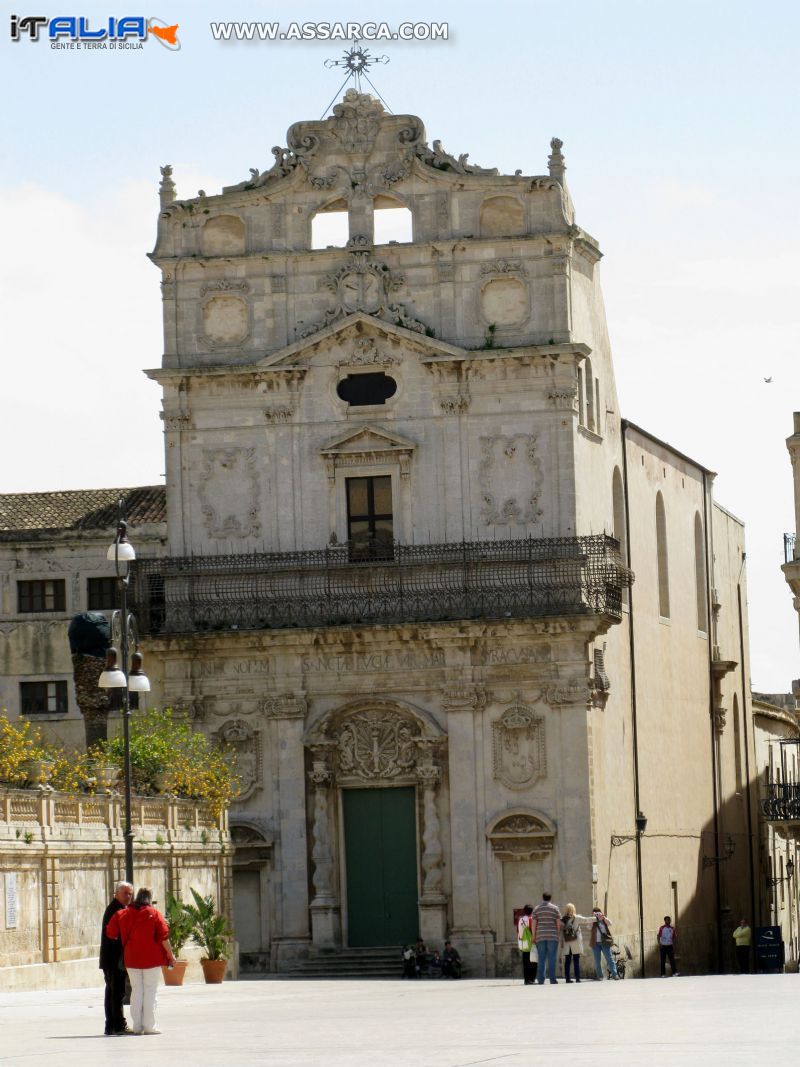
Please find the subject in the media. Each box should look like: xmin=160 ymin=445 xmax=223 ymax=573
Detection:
xmin=0 ymin=92 xmax=759 ymax=976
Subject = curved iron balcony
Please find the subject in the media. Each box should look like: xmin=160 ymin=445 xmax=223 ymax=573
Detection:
xmin=760 ymin=783 xmax=800 ymax=822
xmin=759 ymin=785 xmax=800 ymax=823
xmin=130 ymin=534 xmax=632 ymax=636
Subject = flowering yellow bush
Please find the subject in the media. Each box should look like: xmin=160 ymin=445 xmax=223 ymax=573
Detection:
xmin=0 ymin=713 xmax=97 ymax=791
xmin=98 ymin=708 xmax=240 ymax=818
xmin=0 ymin=709 xmax=239 ymax=818
xmin=0 ymin=714 xmax=47 ymax=785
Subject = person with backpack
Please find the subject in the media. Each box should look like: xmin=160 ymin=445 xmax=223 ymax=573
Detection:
xmin=517 ymin=904 xmax=537 ymax=985
xmin=559 ymin=902 xmax=592 ymax=983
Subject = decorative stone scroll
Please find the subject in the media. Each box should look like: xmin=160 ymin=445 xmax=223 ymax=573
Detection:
xmin=545 ymin=679 xmax=590 ymax=706
xmin=212 ymin=719 xmax=262 ymax=800
xmin=299 ymin=251 xmax=428 ymax=339
xmin=441 ymin=686 xmax=488 ymax=712
xmin=200 ymin=279 xmax=250 ymax=297
xmin=336 ymin=338 xmax=400 ymax=368
xmin=492 ymin=703 xmax=546 ymax=789
xmin=259 ymin=693 xmax=307 ymax=719
xmin=485 ymin=809 xmax=556 ymax=860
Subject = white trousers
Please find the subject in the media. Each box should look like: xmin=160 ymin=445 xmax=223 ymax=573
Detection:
xmin=127 ymin=966 xmax=161 ymax=1032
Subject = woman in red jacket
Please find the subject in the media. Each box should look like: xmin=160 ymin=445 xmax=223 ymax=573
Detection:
xmin=106 ymin=887 xmax=176 ymax=1035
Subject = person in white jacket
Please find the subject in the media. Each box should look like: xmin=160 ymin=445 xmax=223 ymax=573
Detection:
xmin=559 ymin=902 xmax=593 ymax=983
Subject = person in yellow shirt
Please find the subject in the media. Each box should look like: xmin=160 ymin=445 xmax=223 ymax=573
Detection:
xmin=732 ymin=919 xmax=751 ymax=973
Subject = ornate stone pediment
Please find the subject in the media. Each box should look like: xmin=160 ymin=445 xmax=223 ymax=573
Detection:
xmin=319 ymin=424 xmax=415 ymax=482
xmin=257 ymin=312 xmax=465 ymax=371
xmin=306 ymin=698 xmax=445 ymax=785
xmin=486 ymin=809 xmax=556 ymax=860
xmin=492 ymin=702 xmax=546 ymax=789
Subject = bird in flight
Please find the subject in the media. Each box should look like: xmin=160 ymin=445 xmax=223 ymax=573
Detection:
xmin=764 ymin=377 xmax=773 ymax=383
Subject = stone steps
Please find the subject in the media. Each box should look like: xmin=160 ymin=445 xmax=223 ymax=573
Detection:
xmin=244 ymin=946 xmax=408 ymax=979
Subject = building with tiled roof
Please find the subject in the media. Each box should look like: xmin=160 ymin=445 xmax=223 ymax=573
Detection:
xmin=0 ymin=486 xmax=165 ymax=538
xmin=0 ymin=485 xmax=166 ymax=746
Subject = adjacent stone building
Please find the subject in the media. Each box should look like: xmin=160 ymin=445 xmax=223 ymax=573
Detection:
xmin=1 ymin=92 xmax=759 ymax=976
xmin=753 ymin=693 xmax=800 ymax=969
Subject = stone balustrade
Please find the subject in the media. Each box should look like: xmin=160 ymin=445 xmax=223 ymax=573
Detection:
xmin=0 ymin=787 xmax=232 ymax=984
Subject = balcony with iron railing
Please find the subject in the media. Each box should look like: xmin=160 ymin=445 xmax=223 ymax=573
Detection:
xmin=784 ymin=533 xmax=796 ymax=565
xmin=130 ymin=534 xmax=632 ymax=637
xmin=783 ymin=533 xmax=800 ymax=599
xmin=760 ymin=782 xmax=800 ymax=823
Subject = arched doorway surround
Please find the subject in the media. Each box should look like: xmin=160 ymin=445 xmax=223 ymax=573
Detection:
xmin=304 ymin=698 xmax=447 ymax=948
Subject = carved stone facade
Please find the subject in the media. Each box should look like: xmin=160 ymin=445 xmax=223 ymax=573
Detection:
xmin=0 ymin=91 xmax=757 ymax=982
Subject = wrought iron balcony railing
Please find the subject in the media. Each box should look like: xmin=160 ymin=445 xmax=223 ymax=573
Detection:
xmin=760 ymin=783 xmax=800 ymax=822
xmin=785 ymin=533 xmax=797 ymax=565
xmin=129 ymin=534 xmax=632 ymax=637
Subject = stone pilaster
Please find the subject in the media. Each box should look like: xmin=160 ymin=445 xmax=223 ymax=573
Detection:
xmin=417 ymin=748 xmax=447 ymax=945
xmin=308 ymin=752 xmax=341 ymax=948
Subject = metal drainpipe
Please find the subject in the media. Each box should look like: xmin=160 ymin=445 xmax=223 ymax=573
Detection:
xmin=702 ymin=474 xmax=724 ymax=972
xmin=620 ymin=422 xmax=646 ymax=977
xmin=735 ymin=564 xmax=759 ymax=935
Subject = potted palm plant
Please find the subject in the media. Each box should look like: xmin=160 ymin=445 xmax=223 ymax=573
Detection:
xmin=185 ymin=888 xmax=232 ymax=984
xmin=162 ymin=894 xmax=194 ymax=986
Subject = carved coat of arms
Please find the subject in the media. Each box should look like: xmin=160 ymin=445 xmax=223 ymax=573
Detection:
xmin=491 ymin=705 xmax=546 ymax=789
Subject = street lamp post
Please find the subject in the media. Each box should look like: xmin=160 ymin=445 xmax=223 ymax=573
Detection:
xmin=97 ymin=499 xmax=150 ymax=883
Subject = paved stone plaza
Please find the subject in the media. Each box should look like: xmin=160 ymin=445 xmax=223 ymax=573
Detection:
xmin=0 ymin=974 xmax=796 ymax=1066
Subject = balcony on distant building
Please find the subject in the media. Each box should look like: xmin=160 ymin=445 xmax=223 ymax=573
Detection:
xmin=130 ymin=534 xmax=632 ymax=637
xmin=783 ymin=533 xmax=800 ymax=601
xmin=760 ymin=782 xmax=800 ymax=824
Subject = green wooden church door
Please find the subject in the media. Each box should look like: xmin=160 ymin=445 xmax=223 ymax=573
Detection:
xmin=343 ymin=787 xmax=419 ymax=947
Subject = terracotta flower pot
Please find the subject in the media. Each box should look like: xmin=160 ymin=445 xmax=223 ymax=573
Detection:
xmin=162 ymin=959 xmax=188 ymax=986
xmin=200 ymin=958 xmax=227 ymax=984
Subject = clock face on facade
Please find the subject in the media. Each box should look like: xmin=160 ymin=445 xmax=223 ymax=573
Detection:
xmin=340 ymin=271 xmax=383 ymax=313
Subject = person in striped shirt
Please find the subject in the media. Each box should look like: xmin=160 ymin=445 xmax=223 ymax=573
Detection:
xmin=532 ymin=893 xmax=562 ymax=984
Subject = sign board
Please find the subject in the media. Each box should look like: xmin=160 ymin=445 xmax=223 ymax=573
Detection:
xmin=5 ymin=872 xmax=18 ymax=930
xmin=755 ymin=925 xmax=784 ymax=971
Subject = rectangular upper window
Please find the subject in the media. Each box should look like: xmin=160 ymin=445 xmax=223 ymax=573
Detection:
xmin=346 ymin=475 xmax=393 ymax=560
xmin=87 ymin=576 xmax=117 ymax=611
xmin=20 ymin=680 xmax=68 ymax=715
xmin=17 ymin=579 xmax=66 ymax=613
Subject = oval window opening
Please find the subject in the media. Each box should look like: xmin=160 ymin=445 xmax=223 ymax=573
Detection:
xmin=337 ymin=373 xmax=397 ymax=407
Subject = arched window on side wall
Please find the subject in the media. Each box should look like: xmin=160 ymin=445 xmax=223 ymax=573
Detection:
xmin=612 ymin=467 xmax=628 ymax=607
xmin=584 ymin=358 xmax=595 ymax=432
xmin=656 ymin=491 xmax=670 ymax=619
xmin=694 ymin=511 xmax=708 ymax=633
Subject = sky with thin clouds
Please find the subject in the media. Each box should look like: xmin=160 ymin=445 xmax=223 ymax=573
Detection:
xmin=1 ymin=0 xmax=799 ymax=690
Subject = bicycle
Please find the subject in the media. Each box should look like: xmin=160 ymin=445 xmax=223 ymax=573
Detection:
xmin=610 ymin=943 xmax=633 ymax=979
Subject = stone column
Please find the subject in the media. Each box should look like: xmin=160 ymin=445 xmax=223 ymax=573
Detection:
xmin=417 ymin=747 xmax=447 ymax=945
xmin=308 ymin=752 xmax=341 ymax=949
